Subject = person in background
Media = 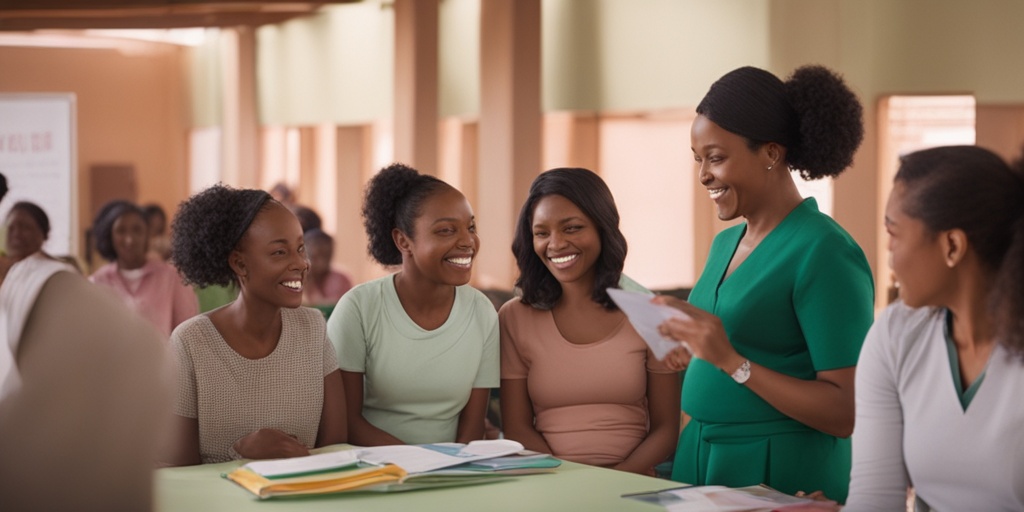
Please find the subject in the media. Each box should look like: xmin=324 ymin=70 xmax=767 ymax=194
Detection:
xmin=4 ymin=201 xmax=56 ymax=265
xmin=167 ymin=184 xmax=346 ymax=465
xmin=838 ymin=146 xmax=1024 ymax=511
xmin=302 ymin=228 xmax=353 ymax=307
xmin=656 ymin=65 xmax=873 ymax=502
xmin=327 ymin=163 xmax=498 ymax=446
xmin=0 ymin=218 xmax=173 ymax=511
xmin=90 ymin=200 xmax=198 ymax=338
xmin=500 ymin=168 xmax=680 ymax=475
xmin=292 ymin=205 xmax=323 ymax=233
xmin=142 ymin=203 xmax=172 ymax=261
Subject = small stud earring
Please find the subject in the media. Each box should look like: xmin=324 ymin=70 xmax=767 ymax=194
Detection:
xmin=767 ymin=164 xmax=774 ymax=171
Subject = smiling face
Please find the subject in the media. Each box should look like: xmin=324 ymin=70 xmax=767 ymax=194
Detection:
xmin=232 ymin=202 xmax=308 ymax=309
xmin=397 ymin=187 xmax=479 ymax=287
xmin=691 ymin=114 xmax=774 ymax=221
xmin=5 ymin=208 xmax=47 ymax=261
xmin=112 ymin=211 xmax=150 ymax=270
xmin=531 ymin=194 xmax=601 ymax=288
xmin=885 ymin=181 xmax=951 ymax=308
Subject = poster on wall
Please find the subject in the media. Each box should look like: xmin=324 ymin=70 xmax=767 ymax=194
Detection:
xmin=0 ymin=93 xmax=76 ymax=257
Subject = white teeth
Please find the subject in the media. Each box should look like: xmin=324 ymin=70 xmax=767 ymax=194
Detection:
xmin=447 ymin=256 xmax=472 ymax=267
xmin=708 ymin=188 xmax=726 ymax=199
xmin=282 ymin=281 xmax=302 ymax=290
xmin=550 ymin=254 xmax=578 ymax=264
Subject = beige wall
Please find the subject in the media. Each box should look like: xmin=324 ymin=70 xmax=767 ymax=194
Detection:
xmin=0 ymin=40 xmax=189 ymax=263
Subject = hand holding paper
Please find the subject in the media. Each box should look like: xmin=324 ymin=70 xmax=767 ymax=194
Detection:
xmin=606 ymin=288 xmax=692 ymax=361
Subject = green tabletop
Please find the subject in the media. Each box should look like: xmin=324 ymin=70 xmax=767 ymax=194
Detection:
xmin=156 ymin=445 xmax=675 ymax=512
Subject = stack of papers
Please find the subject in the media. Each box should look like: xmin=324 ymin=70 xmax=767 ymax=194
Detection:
xmin=224 ymin=439 xmax=557 ymax=499
xmin=623 ymin=485 xmax=829 ymax=511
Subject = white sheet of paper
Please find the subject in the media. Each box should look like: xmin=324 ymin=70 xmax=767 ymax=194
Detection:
xmin=606 ymin=287 xmax=690 ymax=361
xmin=242 ymin=449 xmax=360 ymax=478
xmin=358 ymin=439 xmax=524 ymax=474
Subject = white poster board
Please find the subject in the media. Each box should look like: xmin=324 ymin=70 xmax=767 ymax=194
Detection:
xmin=0 ymin=94 xmax=76 ymax=256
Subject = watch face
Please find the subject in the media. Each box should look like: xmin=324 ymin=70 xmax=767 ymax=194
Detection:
xmin=731 ymin=360 xmax=751 ymax=384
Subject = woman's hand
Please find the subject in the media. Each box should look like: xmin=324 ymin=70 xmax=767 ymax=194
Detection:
xmin=651 ymin=295 xmax=744 ymax=374
xmin=233 ymin=428 xmax=310 ymax=460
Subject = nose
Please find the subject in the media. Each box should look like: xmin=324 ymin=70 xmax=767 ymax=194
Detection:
xmin=697 ymin=162 xmax=712 ymax=186
xmin=548 ymin=231 xmax=568 ymax=250
xmin=291 ymin=251 xmax=309 ymax=272
xmin=456 ymin=229 xmax=475 ymax=250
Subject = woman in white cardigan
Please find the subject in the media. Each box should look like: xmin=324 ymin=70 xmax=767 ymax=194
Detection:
xmin=818 ymin=145 xmax=1024 ymax=511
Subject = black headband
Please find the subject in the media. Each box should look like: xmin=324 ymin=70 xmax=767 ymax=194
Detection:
xmin=229 ymin=191 xmax=272 ymax=250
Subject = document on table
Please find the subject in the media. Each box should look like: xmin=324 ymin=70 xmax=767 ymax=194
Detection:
xmin=242 ymin=450 xmax=360 ymax=478
xmin=606 ymin=287 xmax=690 ymax=361
xmin=623 ymin=484 xmax=823 ymax=511
xmin=358 ymin=439 xmax=525 ymax=474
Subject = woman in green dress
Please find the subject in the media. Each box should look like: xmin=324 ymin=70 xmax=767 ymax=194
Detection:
xmin=655 ymin=65 xmax=874 ymax=502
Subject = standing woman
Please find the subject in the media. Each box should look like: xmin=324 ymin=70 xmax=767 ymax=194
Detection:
xmin=327 ymin=163 xmax=498 ymax=446
xmin=500 ymin=168 xmax=680 ymax=475
xmin=656 ymin=66 xmax=873 ymax=501
xmin=842 ymin=146 xmax=1024 ymax=511
xmin=4 ymin=202 xmax=54 ymax=263
xmin=167 ymin=185 xmax=346 ymax=465
xmin=90 ymin=200 xmax=198 ymax=338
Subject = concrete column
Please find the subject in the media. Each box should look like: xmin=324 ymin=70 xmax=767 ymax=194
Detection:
xmin=393 ymin=0 xmax=439 ymax=175
xmin=220 ymin=26 xmax=260 ymax=188
xmin=478 ymin=0 xmax=542 ymax=289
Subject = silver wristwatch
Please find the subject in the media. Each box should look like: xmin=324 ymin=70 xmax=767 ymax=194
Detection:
xmin=730 ymin=359 xmax=751 ymax=384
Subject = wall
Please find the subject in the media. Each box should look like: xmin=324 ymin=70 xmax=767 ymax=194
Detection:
xmin=0 ymin=39 xmax=189 ymax=263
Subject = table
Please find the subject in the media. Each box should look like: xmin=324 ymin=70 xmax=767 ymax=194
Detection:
xmin=156 ymin=447 xmax=676 ymax=512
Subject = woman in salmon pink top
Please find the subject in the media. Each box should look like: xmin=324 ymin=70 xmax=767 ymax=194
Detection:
xmin=89 ymin=200 xmax=198 ymax=338
xmin=499 ymin=167 xmax=680 ymax=475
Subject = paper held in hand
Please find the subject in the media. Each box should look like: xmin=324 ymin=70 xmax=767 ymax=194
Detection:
xmin=606 ymin=287 xmax=691 ymax=360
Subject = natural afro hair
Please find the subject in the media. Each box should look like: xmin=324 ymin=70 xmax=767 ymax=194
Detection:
xmin=170 ymin=184 xmax=273 ymax=287
xmin=784 ymin=65 xmax=864 ymax=180
xmin=93 ymin=200 xmax=146 ymax=262
xmin=362 ymin=163 xmax=452 ymax=266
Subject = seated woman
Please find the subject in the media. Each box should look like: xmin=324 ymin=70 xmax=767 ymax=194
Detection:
xmin=840 ymin=146 xmax=1024 ymax=510
xmin=89 ymin=200 xmax=198 ymax=338
xmin=167 ymin=185 xmax=346 ymax=465
xmin=302 ymin=228 xmax=353 ymax=306
xmin=327 ymin=163 xmax=498 ymax=446
xmin=499 ymin=168 xmax=680 ymax=475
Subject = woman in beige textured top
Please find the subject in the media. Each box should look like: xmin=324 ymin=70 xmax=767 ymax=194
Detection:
xmin=499 ymin=168 xmax=680 ymax=475
xmin=166 ymin=185 xmax=346 ymax=465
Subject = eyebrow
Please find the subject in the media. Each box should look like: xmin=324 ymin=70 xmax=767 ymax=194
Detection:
xmin=534 ymin=216 xmax=584 ymax=227
xmin=692 ymin=143 xmax=725 ymax=152
xmin=431 ymin=216 xmax=474 ymax=225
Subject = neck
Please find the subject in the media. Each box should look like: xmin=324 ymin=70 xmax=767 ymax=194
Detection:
xmin=117 ymin=258 xmax=147 ymax=271
xmin=227 ymin=293 xmax=283 ymax=343
xmin=394 ymin=271 xmax=454 ymax=313
xmin=743 ymin=170 xmax=804 ymax=240
xmin=946 ymin=268 xmax=996 ymax=351
xmin=554 ymin=275 xmax=599 ymax=309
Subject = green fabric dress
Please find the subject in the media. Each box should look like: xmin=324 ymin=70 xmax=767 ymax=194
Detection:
xmin=671 ymin=198 xmax=874 ymax=503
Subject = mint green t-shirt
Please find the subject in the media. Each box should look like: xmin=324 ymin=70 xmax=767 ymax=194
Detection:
xmin=326 ymin=274 xmax=499 ymax=444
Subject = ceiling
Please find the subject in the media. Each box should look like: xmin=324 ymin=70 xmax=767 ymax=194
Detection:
xmin=0 ymin=1 xmax=362 ymax=30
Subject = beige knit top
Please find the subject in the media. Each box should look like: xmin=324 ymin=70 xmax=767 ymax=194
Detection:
xmin=172 ymin=306 xmax=338 ymax=463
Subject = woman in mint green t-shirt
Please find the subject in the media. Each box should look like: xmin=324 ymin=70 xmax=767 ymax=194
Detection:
xmin=655 ymin=66 xmax=874 ymax=502
xmin=327 ymin=163 xmax=498 ymax=446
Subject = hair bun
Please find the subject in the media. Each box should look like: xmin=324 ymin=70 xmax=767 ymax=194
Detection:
xmin=784 ymin=65 xmax=864 ymax=180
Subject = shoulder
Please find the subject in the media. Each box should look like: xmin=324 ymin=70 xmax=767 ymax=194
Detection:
xmin=341 ymin=275 xmax=389 ymax=304
xmin=458 ymin=285 xmax=499 ymax=315
xmin=867 ymin=301 xmax=944 ymax=357
xmin=711 ymin=223 xmax=746 ymax=245
xmin=170 ymin=314 xmax=215 ymax=347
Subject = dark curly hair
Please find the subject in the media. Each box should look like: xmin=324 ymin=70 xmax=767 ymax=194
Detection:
xmin=93 ymin=200 xmax=146 ymax=262
xmin=896 ymin=145 xmax=1024 ymax=357
xmin=512 ymin=168 xmax=627 ymax=310
xmin=7 ymin=201 xmax=50 ymax=238
xmin=697 ymin=64 xmax=864 ymax=180
xmin=170 ymin=184 xmax=273 ymax=287
xmin=362 ymin=163 xmax=452 ymax=266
